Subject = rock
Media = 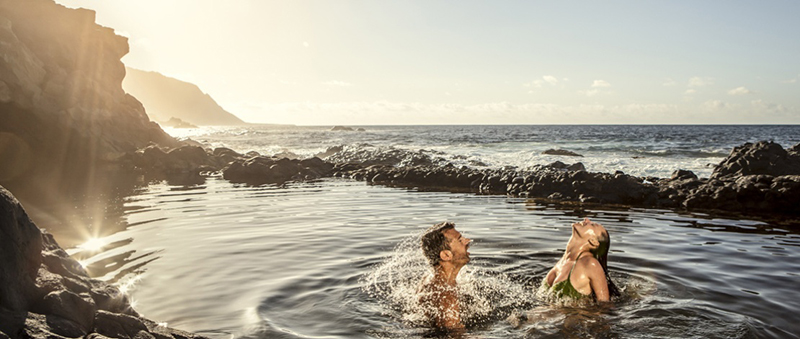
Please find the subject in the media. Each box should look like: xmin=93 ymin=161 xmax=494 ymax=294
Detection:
xmin=671 ymin=169 xmax=698 ymax=181
xmin=0 ymin=186 xmax=43 ymax=312
xmin=41 ymin=290 xmax=97 ymax=331
xmin=315 ymin=146 xmax=343 ymax=159
xmin=24 ymin=312 xmax=86 ymax=338
xmin=356 ymin=128 xmax=366 ymax=132
xmin=566 ymin=162 xmax=586 ymax=172
xmin=0 ymin=0 xmax=178 ymax=200
xmin=711 ymin=141 xmax=800 ymax=179
xmin=330 ymin=126 xmax=354 ymax=131
xmin=93 ymin=311 xmax=148 ymax=339
xmin=1 ymin=185 xmax=210 ymax=339
xmin=223 ymin=156 xmax=334 ymax=185
xmin=542 ymin=149 xmax=583 ymax=157
xmin=546 ymin=161 xmax=568 ymax=169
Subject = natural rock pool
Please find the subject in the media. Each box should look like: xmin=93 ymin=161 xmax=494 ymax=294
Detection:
xmin=60 ymin=177 xmax=799 ymax=338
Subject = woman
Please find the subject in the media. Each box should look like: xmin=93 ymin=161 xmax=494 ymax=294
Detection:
xmin=544 ymin=218 xmax=619 ymax=301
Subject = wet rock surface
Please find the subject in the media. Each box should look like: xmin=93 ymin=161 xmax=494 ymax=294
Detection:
xmin=326 ymin=141 xmax=800 ymax=217
xmin=0 ymin=186 xmax=209 ymax=339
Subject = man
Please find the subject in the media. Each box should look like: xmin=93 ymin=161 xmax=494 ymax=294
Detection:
xmin=417 ymin=221 xmax=472 ymax=330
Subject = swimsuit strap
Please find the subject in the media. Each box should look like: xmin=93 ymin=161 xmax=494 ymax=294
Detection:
xmin=567 ymin=252 xmax=584 ymax=280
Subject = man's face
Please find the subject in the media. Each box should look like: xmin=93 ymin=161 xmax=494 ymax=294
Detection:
xmin=443 ymin=228 xmax=471 ymax=265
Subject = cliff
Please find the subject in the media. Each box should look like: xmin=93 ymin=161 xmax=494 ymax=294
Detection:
xmin=123 ymin=68 xmax=246 ymax=126
xmin=0 ymin=0 xmax=177 ymax=198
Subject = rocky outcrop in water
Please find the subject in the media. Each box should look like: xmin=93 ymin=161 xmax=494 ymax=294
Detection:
xmin=542 ymin=149 xmax=583 ymax=157
xmin=223 ymin=156 xmax=334 ymax=185
xmin=326 ymin=141 xmax=800 ymax=217
xmin=0 ymin=0 xmax=177 ymax=198
xmin=0 ymin=186 xmax=208 ymax=339
xmin=117 ymin=144 xmax=336 ymax=186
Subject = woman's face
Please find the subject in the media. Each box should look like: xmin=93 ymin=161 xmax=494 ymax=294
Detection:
xmin=571 ymin=218 xmax=606 ymax=244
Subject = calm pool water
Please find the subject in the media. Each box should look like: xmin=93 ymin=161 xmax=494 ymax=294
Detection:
xmin=65 ymin=177 xmax=800 ymax=338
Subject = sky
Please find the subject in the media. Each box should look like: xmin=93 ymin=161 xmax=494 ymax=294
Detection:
xmin=56 ymin=0 xmax=800 ymax=125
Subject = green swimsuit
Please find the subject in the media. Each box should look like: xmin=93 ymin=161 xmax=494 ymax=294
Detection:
xmin=547 ymin=253 xmax=591 ymax=299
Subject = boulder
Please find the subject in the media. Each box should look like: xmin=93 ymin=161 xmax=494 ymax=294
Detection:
xmin=711 ymin=141 xmax=800 ymax=179
xmin=0 ymin=186 xmax=42 ymax=312
xmin=330 ymin=126 xmax=354 ymax=131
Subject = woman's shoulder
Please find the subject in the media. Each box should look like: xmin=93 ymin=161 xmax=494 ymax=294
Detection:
xmin=575 ymin=253 xmax=604 ymax=274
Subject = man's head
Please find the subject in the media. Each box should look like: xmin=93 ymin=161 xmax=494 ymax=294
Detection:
xmin=421 ymin=221 xmax=471 ymax=268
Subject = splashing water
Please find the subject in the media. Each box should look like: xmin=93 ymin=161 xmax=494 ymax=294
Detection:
xmin=361 ymin=229 xmax=545 ymax=331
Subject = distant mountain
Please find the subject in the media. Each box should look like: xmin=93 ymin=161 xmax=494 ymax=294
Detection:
xmin=123 ymin=67 xmax=246 ymax=126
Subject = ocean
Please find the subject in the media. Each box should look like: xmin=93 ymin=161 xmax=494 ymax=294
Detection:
xmin=165 ymin=124 xmax=800 ymax=178
xmin=61 ymin=125 xmax=800 ymax=338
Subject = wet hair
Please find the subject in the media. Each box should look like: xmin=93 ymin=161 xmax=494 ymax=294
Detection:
xmin=589 ymin=230 xmax=620 ymax=297
xmin=420 ymin=221 xmax=455 ymax=267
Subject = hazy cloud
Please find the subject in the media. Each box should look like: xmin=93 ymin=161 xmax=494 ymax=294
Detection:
xmin=663 ymin=78 xmax=677 ymax=86
xmin=685 ymin=89 xmax=697 ymax=95
xmin=524 ymin=75 xmax=560 ymax=89
xmin=728 ymin=86 xmax=752 ymax=96
xmin=592 ymin=80 xmax=611 ymax=88
xmin=703 ymin=100 xmax=728 ymax=111
xmin=321 ymin=80 xmax=353 ymax=87
xmin=688 ymin=76 xmax=714 ymax=87
xmin=578 ymin=89 xmax=601 ymax=97
xmin=782 ymin=74 xmax=799 ymax=84
xmin=303 ymin=41 xmax=309 ymax=48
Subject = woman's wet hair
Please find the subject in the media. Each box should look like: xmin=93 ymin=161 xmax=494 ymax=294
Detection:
xmin=590 ymin=230 xmax=620 ymax=297
xmin=420 ymin=222 xmax=455 ymax=267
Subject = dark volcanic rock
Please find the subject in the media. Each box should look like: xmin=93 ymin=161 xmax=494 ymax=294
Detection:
xmin=0 ymin=186 xmax=208 ymax=339
xmin=327 ymin=141 xmax=800 ymax=217
xmin=223 ymin=156 xmax=334 ymax=185
xmin=542 ymin=149 xmax=583 ymax=157
xmin=330 ymin=126 xmax=354 ymax=131
xmin=711 ymin=141 xmax=800 ymax=179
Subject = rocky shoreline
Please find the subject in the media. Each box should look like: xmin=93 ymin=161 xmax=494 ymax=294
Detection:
xmin=0 ymin=186 xmax=208 ymax=339
xmin=117 ymin=140 xmax=800 ymax=218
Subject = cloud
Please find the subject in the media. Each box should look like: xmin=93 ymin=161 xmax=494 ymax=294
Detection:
xmin=727 ymin=86 xmax=752 ymax=96
xmin=685 ymin=89 xmax=697 ymax=95
xmin=663 ymin=78 xmax=677 ymax=86
xmin=524 ymin=75 xmax=560 ymax=89
xmin=688 ymin=76 xmax=714 ymax=87
xmin=591 ymin=80 xmax=611 ymax=88
xmin=578 ymin=89 xmax=601 ymax=97
xmin=303 ymin=41 xmax=309 ymax=48
xmin=703 ymin=100 xmax=728 ymax=111
xmin=782 ymin=74 xmax=799 ymax=84
xmin=321 ymin=80 xmax=353 ymax=87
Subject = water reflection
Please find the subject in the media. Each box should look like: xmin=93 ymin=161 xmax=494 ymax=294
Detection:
xmin=41 ymin=178 xmax=800 ymax=338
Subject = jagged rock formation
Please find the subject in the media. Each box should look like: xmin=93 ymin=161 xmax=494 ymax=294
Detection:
xmin=0 ymin=186 xmax=208 ymax=339
xmin=325 ymin=141 xmax=800 ymax=217
xmin=122 ymin=68 xmax=246 ymax=126
xmin=0 ymin=0 xmax=177 ymax=198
